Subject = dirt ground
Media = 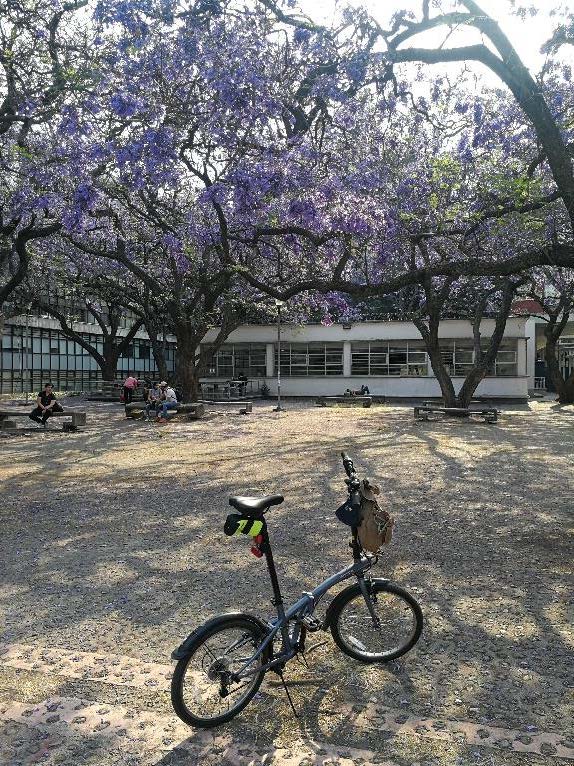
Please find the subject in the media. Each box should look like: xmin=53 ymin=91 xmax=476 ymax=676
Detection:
xmin=0 ymin=398 xmax=573 ymax=766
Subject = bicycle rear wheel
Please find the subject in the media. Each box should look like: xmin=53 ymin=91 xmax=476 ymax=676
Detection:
xmin=171 ymin=615 xmax=270 ymax=727
xmin=329 ymin=579 xmax=423 ymax=663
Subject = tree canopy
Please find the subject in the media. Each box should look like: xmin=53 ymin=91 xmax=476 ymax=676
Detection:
xmin=2 ymin=0 xmax=574 ymax=398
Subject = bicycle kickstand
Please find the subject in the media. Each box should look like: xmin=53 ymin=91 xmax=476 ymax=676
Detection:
xmin=277 ymin=670 xmax=299 ymax=718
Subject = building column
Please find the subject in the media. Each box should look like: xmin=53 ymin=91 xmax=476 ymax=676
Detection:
xmin=266 ymin=343 xmax=274 ymax=377
xmin=517 ymin=335 xmax=528 ymax=380
xmin=524 ymin=317 xmax=536 ymax=388
xmin=343 ymin=341 xmax=352 ymax=377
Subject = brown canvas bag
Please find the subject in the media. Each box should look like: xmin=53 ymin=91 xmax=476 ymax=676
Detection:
xmin=357 ymin=479 xmax=394 ymax=553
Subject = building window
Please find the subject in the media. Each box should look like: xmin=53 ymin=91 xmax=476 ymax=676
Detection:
xmin=275 ymin=343 xmax=344 ymax=376
xmin=138 ymin=343 xmax=151 ymax=359
xmin=351 ymin=341 xmax=428 ymax=376
xmin=1 ymin=323 xmax=176 ymax=394
xmin=439 ymin=339 xmax=518 ymax=376
xmin=494 ymin=340 xmax=518 ymax=376
xmin=204 ymin=344 xmax=267 ymax=378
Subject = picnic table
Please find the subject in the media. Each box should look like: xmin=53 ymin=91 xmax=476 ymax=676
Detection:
xmin=0 ymin=408 xmax=87 ymax=430
xmin=414 ymin=401 xmax=498 ymax=423
xmin=316 ymin=396 xmax=373 ymax=408
xmin=200 ymin=381 xmax=250 ymax=401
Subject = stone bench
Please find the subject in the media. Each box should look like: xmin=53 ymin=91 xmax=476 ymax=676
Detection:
xmin=316 ymin=396 xmax=372 ymax=408
xmin=414 ymin=404 xmax=498 ymax=423
xmin=200 ymin=400 xmax=253 ymax=415
xmin=124 ymin=402 xmax=206 ymax=420
xmin=0 ymin=409 xmax=87 ymax=430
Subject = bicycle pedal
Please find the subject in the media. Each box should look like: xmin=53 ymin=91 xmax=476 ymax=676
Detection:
xmin=301 ymin=615 xmax=322 ymax=632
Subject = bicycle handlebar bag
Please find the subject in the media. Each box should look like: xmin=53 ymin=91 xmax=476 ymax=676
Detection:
xmin=357 ymin=480 xmax=394 ymax=553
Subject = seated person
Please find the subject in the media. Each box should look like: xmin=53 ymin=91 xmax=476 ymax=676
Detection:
xmin=360 ymin=384 xmax=370 ymax=395
xmin=157 ymin=381 xmax=178 ymax=423
xmin=232 ymin=371 xmax=248 ymax=395
xmin=145 ymin=382 xmax=161 ymax=420
xmin=142 ymin=377 xmax=153 ymax=402
xmin=29 ymin=383 xmax=63 ymax=426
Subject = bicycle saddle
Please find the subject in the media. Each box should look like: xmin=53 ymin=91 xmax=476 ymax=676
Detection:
xmin=229 ymin=494 xmax=284 ymax=516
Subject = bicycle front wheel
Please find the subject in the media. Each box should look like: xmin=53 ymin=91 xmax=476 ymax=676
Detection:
xmin=330 ymin=579 xmax=423 ymax=663
xmin=171 ymin=615 xmax=270 ymax=727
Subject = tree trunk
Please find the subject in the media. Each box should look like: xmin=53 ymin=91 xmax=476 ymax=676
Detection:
xmin=174 ymin=326 xmax=202 ymax=402
xmin=145 ymin=320 xmax=169 ymax=381
xmin=100 ymin=337 xmax=119 ymax=381
xmin=426 ymin=342 xmax=458 ymax=407
xmin=455 ymin=368 xmax=488 ymax=408
xmin=413 ymin=315 xmax=458 ymax=407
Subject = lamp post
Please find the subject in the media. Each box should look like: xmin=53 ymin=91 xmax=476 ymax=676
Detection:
xmin=20 ymin=303 xmax=32 ymax=402
xmin=274 ymin=298 xmax=284 ymax=412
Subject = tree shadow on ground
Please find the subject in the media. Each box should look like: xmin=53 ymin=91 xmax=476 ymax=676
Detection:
xmin=1 ymin=401 xmax=573 ymax=762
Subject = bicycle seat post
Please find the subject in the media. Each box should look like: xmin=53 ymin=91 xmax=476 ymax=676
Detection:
xmin=261 ymin=518 xmax=289 ymax=639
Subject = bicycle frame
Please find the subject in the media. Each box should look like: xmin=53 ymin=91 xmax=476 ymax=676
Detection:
xmin=233 ymin=519 xmax=377 ymax=679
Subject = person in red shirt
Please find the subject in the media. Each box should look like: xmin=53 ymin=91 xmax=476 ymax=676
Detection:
xmin=122 ymin=374 xmax=138 ymax=404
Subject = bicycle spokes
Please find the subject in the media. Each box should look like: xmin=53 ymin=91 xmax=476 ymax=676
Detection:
xmin=179 ymin=627 xmax=264 ymax=720
xmin=336 ymin=586 xmax=420 ymax=659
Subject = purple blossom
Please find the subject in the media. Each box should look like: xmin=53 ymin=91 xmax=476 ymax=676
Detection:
xmin=110 ymin=93 xmax=143 ymax=118
xmin=294 ymin=28 xmax=312 ymax=45
xmin=473 ymin=102 xmax=484 ymax=125
xmin=288 ymin=199 xmax=317 ymax=224
xmin=73 ymin=183 xmax=97 ymax=210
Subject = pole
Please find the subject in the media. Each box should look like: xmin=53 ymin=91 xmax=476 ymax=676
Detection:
xmin=275 ymin=304 xmax=282 ymax=412
xmin=24 ymin=309 xmax=30 ymax=403
xmin=20 ymin=322 xmax=24 ymax=397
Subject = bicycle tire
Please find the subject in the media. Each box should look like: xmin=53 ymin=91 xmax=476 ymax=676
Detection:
xmin=329 ymin=579 xmax=423 ymax=663
xmin=171 ymin=614 xmax=270 ymax=727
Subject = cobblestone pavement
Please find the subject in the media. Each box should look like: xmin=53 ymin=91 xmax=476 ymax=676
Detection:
xmin=0 ymin=399 xmax=572 ymax=765
xmin=1 ymin=642 xmax=573 ymax=765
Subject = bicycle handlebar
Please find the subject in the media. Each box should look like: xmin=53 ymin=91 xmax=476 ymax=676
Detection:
xmin=341 ymin=452 xmax=355 ymax=478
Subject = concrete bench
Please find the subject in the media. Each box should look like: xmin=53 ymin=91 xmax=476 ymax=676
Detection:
xmin=124 ymin=402 xmax=206 ymax=420
xmin=0 ymin=409 xmax=87 ymax=430
xmin=414 ymin=404 xmax=498 ymax=423
xmin=316 ymin=396 xmax=372 ymax=408
xmin=200 ymin=400 xmax=253 ymax=415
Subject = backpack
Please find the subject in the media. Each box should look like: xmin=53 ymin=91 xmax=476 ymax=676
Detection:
xmin=357 ymin=479 xmax=394 ymax=553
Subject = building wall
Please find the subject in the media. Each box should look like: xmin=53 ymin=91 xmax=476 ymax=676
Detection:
xmin=202 ymin=316 xmax=529 ymax=344
xmin=203 ymin=318 xmax=529 ymax=399
xmin=261 ymin=375 xmax=527 ymax=399
xmin=1 ymin=315 xmax=176 ymax=394
xmin=2 ymin=315 xmax=529 ymax=398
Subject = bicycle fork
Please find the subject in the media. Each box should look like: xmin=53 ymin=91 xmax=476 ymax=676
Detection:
xmin=357 ymin=574 xmax=382 ymax=629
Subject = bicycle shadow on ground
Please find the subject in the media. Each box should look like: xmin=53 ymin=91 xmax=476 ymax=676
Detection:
xmin=149 ymin=642 xmax=419 ymax=765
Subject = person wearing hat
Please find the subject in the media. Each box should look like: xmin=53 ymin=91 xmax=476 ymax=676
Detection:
xmin=144 ymin=381 xmax=162 ymax=420
xmin=157 ymin=381 xmax=178 ymax=423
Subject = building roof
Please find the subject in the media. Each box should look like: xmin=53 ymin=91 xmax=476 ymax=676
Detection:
xmin=511 ymin=299 xmax=544 ymax=316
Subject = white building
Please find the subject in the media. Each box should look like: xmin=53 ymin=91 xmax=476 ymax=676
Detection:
xmin=525 ymin=315 xmax=574 ymax=392
xmin=202 ymin=317 xmax=530 ymax=399
xmin=2 ymin=312 xmax=532 ymax=399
